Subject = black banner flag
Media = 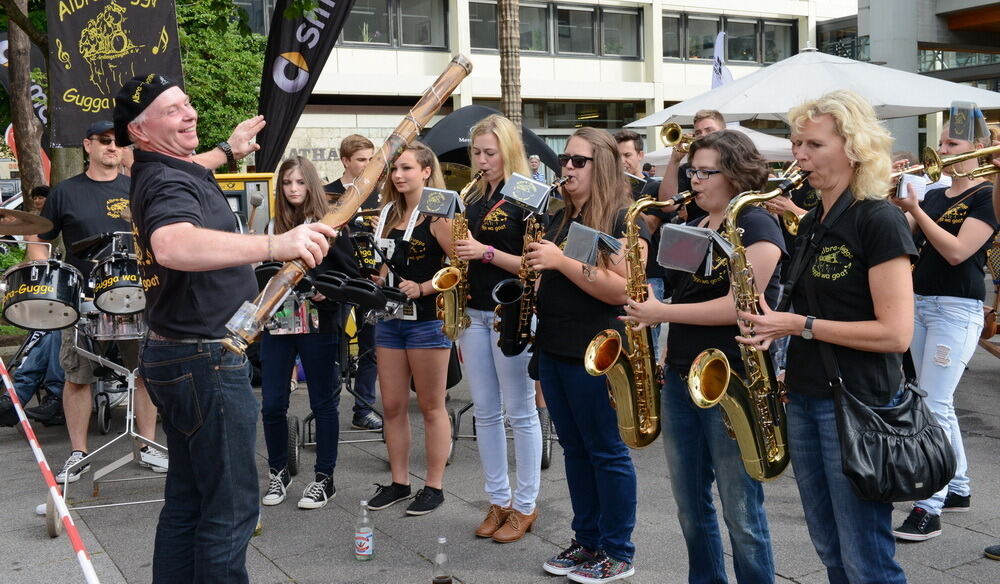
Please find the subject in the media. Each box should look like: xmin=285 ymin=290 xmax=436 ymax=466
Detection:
xmin=45 ymin=0 xmax=183 ymax=148
xmin=256 ymin=0 xmax=356 ymax=172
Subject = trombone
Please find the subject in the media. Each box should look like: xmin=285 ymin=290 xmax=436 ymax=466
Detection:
xmin=660 ymin=123 xmax=696 ymax=153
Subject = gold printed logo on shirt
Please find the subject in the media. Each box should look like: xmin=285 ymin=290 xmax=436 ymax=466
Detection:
xmin=106 ymin=197 xmax=130 ymax=219
xmin=938 ymin=203 xmax=969 ymax=225
xmin=480 ymin=207 xmax=510 ymax=232
xmin=408 ymin=237 xmax=427 ymax=262
xmin=812 ymin=245 xmax=854 ymax=280
xmin=692 ymin=253 xmax=728 ymax=285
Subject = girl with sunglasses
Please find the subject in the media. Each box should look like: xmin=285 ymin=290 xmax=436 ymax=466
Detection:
xmin=451 ymin=114 xmax=543 ymax=542
xmin=525 ymin=127 xmax=645 ymax=584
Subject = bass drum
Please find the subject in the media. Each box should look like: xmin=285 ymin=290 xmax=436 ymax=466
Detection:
xmin=1 ymin=260 xmax=82 ymax=330
xmin=84 ymin=311 xmax=148 ymax=341
xmin=91 ymin=254 xmax=145 ymax=314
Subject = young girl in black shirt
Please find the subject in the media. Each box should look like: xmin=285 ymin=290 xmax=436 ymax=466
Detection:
xmin=525 ymin=127 xmax=641 ymax=583
xmin=366 ymin=142 xmax=453 ymax=516
xmin=890 ymin=126 xmax=999 ymax=540
xmin=623 ymin=130 xmax=781 ymax=583
xmin=450 ymin=114 xmax=542 ymax=542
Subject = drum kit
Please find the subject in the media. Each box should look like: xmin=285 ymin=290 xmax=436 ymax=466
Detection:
xmin=0 ymin=211 xmax=163 ymax=536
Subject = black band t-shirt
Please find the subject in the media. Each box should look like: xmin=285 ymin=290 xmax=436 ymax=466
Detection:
xmin=129 ymin=151 xmax=257 ymax=339
xmin=535 ymin=207 xmax=649 ymax=361
xmin=384 ymin=218 xmax=445 ymax=321
xmin=466 ymin=181 xmax=531 ymax=311
xmin=785 ymin=196 xmax=917 ymax=406
xmin=913 ymin=184 xmax=999 ymax=300
xmin=39 ymin=173 xmax=133 ymax=283
xmin=778 ymin=179 xmax=821 ymax=281
xmin=665 ymin=206 xmax=786 ymax=373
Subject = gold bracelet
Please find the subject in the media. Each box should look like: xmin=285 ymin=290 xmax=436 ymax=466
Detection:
xmin=267 ymin=235 xmax=274 ymax=261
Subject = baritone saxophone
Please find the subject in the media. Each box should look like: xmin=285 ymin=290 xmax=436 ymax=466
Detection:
xmin=584 ymin=197 xmax=671 ymax=449
xmin=687 ymin=170 xmax=809 ymax=481
xmin=432 ymin=170 xmax=484 ymax=340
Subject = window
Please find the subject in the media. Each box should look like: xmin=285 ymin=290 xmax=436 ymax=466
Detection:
xmin=763 ymin=21 xmax=794 ymax=63
xmin=343 ymin=0 xmax=391 ymax=44
xmin=727 ymin=19 xmax=757 ymax=62
xmin=470 ymin=2 xmax=498 ymax=49
xmin=602 ymin=10 xmax=639 ymax=57
xmin=687 ymin=15 xmax=718 ymax=60
xmin=557 ymin=7 xmax=595 ymax=54
xmin=520 ymin=4 xmax=549 ymax=52
xmin=663 ymin=14 xmax=681 ymax=59
xmin=400 ymin=0 xmax=446 ymax=47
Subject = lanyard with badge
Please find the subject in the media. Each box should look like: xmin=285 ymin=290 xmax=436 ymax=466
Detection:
xmin=375 ymin=203 xmax=421 ymax=320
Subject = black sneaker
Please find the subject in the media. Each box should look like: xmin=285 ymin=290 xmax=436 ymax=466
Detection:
xmin=298 ymin=473 xmax=335 ymax=509
xmin=262 ymin=467 xmax=292 ymax=506
xmin=405 ymin=486 xmax=444 ymax=516
xmin=985 ymin=544 xmax=1000 ymax=561
xmin=26 ymin=393 xmax=64 ymax=425
xmin=543 ymin=540 xmax=601 ymax=576
xmin=0 ymin=394 xmax=18 ymax=427
xmin=367 ymin=482 xmax=413 ymax=510
xmin=352 ymin=411 xmax=383 ymax=431
xmin=942 ymin=491 xmax=971 ymax=512
xmin=55 ymin=450 xmax=90 ymax=484
xmin=893 ymin=507 xmax=942 ymax=541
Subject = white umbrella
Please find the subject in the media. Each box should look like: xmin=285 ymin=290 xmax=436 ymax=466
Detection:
xmin=644 ymin=125 xmax=793 ymax=166
xmin=628 ymin=48 xmax=1000 ymax=128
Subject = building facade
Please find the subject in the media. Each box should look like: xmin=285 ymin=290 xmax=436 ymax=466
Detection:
xmin=244 ymin=0 xmax=855 ymax=180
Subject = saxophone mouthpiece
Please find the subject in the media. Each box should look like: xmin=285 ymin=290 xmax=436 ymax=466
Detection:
xmin=670 ymin=190 xmax=695 ymax=205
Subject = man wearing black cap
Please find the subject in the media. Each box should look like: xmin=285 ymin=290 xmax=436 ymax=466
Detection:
xmin=114 ymin=73 xmax=334 ymax=583
xmin=24 ymin=120 xmax=169 ymax=484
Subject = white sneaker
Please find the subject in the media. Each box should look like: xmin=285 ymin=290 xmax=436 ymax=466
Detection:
xmin=139 ymin=446 xmax=169 ymax=473
xmin=55 ymin=451 xmax=90 ymax=484
xmin=262 ymin=468 xmax=291 ymax=506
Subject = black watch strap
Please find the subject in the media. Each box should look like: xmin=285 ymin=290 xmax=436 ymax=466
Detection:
xmin=217 ymin=141 xmax=237 ymax=172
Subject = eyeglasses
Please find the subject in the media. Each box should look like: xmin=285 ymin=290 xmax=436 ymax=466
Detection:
xmin=90 ymin=135 xmax=116 ymax=146
xmin=685 ymin=168 xmax=722 ymax=180
xmin=558 ymin=154 xmax=594 ymax=169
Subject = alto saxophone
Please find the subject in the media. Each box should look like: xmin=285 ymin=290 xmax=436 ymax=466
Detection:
xmin=687 ymin=170 xmax=809 ymax=481
xmin=584 ymin=196 xmax=672 ymax=449
xmin=492 ymin=176 xmax=569 ymax=356
xmin=432 ymin=170 xmax=483 ymax=340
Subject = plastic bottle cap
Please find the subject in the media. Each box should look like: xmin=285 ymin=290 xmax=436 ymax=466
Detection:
xmin=360 ymin=500 xmax=368 ymax=506
xmin=438 ymin=536 xmax=447 ymax=544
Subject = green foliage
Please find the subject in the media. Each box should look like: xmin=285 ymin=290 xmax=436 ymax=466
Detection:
xmin=0 ymin=244 xmax=25 ymax=272
xmin=177 ymin=2 xmax=266 ymax=152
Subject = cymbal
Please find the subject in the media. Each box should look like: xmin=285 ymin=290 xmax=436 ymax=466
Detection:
xmin=0 ymin=208 xmax=54 ymax=235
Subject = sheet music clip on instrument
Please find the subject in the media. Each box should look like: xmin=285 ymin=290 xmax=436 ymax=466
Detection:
xmin=417 ymin=187 xmax=463 ymax=218
xmin=563 ymin=222 xmax=624 ymax=267
xmin=657 ymin=224 xmax=734 ymax=277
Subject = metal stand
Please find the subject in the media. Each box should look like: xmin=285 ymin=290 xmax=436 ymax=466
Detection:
xmin=56 ymin=327 xmax=166 ymax=512
xmin=448 ymin=398 xmax=556 ymax=469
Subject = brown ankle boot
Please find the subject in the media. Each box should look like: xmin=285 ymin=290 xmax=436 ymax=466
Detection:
xmin=475 ymin=504 xmax=511 ymax=538
xmin=491 ymin=507 xmax=537 ymax=543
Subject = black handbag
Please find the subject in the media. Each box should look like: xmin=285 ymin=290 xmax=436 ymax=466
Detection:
xmin=804 ymin=266 xmax=956 ymax=503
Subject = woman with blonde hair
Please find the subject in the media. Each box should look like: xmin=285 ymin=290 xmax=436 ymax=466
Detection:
xmin=735 ymin=89 xmax=913 ymax=583
xmin=366 ymin=142 xmax=454 ymax=516
xmin=451 ymin=114 xmax=542 ymax=542
xmin=525 ymin=127 xmax=644 ymax=583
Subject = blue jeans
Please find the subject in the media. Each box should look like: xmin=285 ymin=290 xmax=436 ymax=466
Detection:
xmin=141 ymin=339 xmax=258 ymax=584
xmin=13 ymin=331 xmax=64 ymax=404
xmin=375 ymin=318 xmax=452 ymax=349
xmin=787 ymin=392 xmax=906 ymax=584
xmin=539 ymin=351 xmax=636 ymax=563
xmin=261 ymin=331 xmax=340 ymax=476
xmin=661 ymin=369 xmax=774 ymax=584
xmin=461 ymin=308 xmax=541 ymax=514
xmin=353 ymin=320 xmax=378 ymax=417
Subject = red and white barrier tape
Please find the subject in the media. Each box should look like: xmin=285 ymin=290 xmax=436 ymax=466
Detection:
xmin=0 ymin=359 xmax=101 ymax=584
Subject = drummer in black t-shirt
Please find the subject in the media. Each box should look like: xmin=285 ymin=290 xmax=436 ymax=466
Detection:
xmin=735 ymin=90 xmax=912 ymax=583
xmin=623 ymin=130 xmax=782 ymax=583
xmin=525 ymin=127 xmax=643 ymax=582
xmin=889 ymin=125 xmax=999 ymax=541
xmin=658 ymin=109 xmax=724 ymax=223
xmin=365 ymin=142 xmax=453 ymax=517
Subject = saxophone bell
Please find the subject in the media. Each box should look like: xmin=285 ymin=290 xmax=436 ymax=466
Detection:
xmin=492 ymin=278 xmax=525 ymax=305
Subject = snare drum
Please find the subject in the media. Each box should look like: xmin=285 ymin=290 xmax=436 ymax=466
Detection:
xmin=1 ymin=260 xmax=83 ymax=330
xmin=91 ymin=254 xmax=146 ymax=314
xmin=84 ymin=311 xmax=148 ymax=341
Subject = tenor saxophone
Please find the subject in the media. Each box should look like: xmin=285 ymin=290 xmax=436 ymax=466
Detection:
xmin=431 ymin=170 xmax=483 ymax=340
xmin=584 ymin=196 xmax=672 ymax=449
xmin=492 ymin=176 xmax=569 ymax=356
xmin=687 ymin=170 xmax=809 ymax=481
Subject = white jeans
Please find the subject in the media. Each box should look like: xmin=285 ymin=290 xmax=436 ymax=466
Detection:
xmin=912 ymin=294 xmax=983 ymax=515
xmin=461 ymin=308 xmax=541 ymax=514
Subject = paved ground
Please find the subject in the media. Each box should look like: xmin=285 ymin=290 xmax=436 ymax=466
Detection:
xmin=1 ymin=343 xmax=999 ymax=584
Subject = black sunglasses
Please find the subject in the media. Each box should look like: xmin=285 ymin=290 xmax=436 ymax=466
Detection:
xmin=90 ymin=135 xmax=116 ymax=146
xmin=558 ymin=154 xmax=594 ymax=169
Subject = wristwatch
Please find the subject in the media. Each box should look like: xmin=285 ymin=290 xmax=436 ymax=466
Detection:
xmin=217 ymin=141 xmax=237 ymax=172
xmin=481 ymin=245 xmax=495 ymax=264
xmin=801 ymin=315 xmax=816 ymax=340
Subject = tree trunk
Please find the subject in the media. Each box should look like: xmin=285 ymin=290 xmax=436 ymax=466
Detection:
xmin=8 ymin=0 xmax=46 ymax=191
xmin=498 ymin=0 xmax=522 ymax=128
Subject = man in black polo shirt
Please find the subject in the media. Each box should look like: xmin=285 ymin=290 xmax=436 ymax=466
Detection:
xmin=658 ymin=109 xmax=725 ymax=223
xmin=114 ymin=74 xmax=335 ymax=583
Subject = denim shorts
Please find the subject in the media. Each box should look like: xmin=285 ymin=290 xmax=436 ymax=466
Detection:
xmin=375 ymin=319 xmax=452 ymax=350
